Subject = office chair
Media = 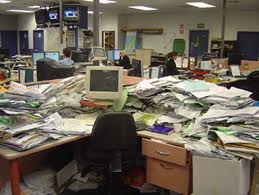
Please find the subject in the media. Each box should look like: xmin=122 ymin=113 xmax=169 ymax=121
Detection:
xmin=80 ymin=112 xmax=137 ymax=195
xmin=36 ymin=58 xmax=75 ymax=81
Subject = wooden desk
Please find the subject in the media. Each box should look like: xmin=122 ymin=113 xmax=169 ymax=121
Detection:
xmin=138 ymin=131 xmax=191 ymax=195
xmin=0 ymin=75 xmax=144 ymax=195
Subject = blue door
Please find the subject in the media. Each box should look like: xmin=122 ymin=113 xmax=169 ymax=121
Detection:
xmin=33 ymin=30 xmax=44 ymax=52
xmin=19 ymin=31 xmax=29 ymax=55
xmin=237 ymin=32 xmax=259 ymax=60
xmin=189 ymin=30 xmax=209 ymax=57
xmin=0 ymin=31 xmax=18 ymax=57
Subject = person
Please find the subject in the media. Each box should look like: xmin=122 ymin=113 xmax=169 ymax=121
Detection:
xmin=59 ymin=48 xmax=74 ymax=66
xmin=162 ymin=51 xmax=180 ymax=76
xmin=115 ymin=51 xmax=131 ymax=69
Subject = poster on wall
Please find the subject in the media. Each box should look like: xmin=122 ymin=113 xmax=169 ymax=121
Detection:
xmin=125 ymin=31 xmax=137 ymax=54
xmin=179 ymin=24 xmax=185 ymax=34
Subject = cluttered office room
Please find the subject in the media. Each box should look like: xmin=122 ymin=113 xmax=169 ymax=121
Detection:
xmin=0 ymin=0 xmax=259 ymax=194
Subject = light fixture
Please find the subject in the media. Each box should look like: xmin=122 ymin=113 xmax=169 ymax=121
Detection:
xmin=186 ymin=2 xmax=215 ymax=8
xmin=0 ymin=0 xmax=11 ymax=3
xmin=6 ymin=9 xmax=34 ymax=13
xmin=88 ymin=10 xmax=103 ymax=14
xmin=84 ymin=0 xmax=116 ymax=4
xmin=28 ymin=5 xmax=41 ymax=9
xmin=128 ymin=6 xmax=158 ymax=11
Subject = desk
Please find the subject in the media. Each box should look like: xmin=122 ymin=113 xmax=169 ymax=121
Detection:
xmin=0 ymin=75 xmax=144 ymax=195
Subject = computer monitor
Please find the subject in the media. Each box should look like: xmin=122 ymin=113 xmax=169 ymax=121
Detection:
xmin=32 ymin=52 xmax=45 ymax=65
xmin=107 ymin=50 xmax=114 ymax=61
xmin=114 ymin=50 xmax=121 ymax=61
xmin=71 ymin=51 xmax=88 ymax=63
xmin=85 ymin=66 xmax=123 ymax=100
xmin=92 ymin=47 xmax=107 ymax=58
xmin=131 ymin=59 xmax=142 ymax=77
xmin=45 ymin=52 xmax=60 ymax=62
xmin=229 ymin=53 xmax=242 ymax=65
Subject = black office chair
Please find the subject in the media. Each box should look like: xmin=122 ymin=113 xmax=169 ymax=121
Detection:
xmin=80 ymin=112 xmax=137 ymax=194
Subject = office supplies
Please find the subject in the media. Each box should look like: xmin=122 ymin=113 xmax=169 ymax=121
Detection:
xmin=32 ymin=52 xmax=45 ymax=65
xmin=85 ymin=66 xmax=123 ymax=100
xmin=45 ymin=52 xmax=60 ymax=62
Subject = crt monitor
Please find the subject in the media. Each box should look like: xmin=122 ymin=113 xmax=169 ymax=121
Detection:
xmin=71 ymin=51 xmax=88 ymax=63
xmin=32 ymin=52 xmax=45 ymax=65
xmin=114 ymin=50 xmax=121 ymax=60
xmin=85 ymin=66 xmax=123 ymax=100
xmin=63 ymin=6 xmax=79 ymax=21
xmin=48 ymin=7 xmax=59 ymax=23
xmin=45 ymin=52 xmax=60 ymax=62
xmin=35 ymin=9 xmax=48 ymax=24
xmin=107 ymin=50 xmax=114 ymax=61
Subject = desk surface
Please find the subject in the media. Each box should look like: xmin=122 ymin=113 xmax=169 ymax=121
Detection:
xmin=0 ymin=135 xmax=88 ymax=160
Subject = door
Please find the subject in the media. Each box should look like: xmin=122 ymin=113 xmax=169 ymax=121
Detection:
xmin=189 ymin=30 xmax=209 ymax=57
xmin=19 ymin=31 xmax=29 ymax=55
xmin=33 ymin=30 xmax=44 ymax=52
xmin=0 ymin=31 xmax=18 ymax=57
xmin=237 ymin=32 xmax=259 ymax=60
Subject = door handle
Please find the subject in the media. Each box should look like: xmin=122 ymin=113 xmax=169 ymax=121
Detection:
xmin=160 ymin=163 xmax=174 ymax=170
xmin=156 ymin=150 xmax=171 ymax=156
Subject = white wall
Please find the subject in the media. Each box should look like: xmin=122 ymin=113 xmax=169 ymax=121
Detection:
xmin=0 ymin=15 xmax=18 ymax=30
xmin=123 ymin=10 xmax=259 ymax=54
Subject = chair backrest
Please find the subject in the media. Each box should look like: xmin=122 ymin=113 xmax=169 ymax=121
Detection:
xmin=91 ymin=112 xmax=137 ymax=158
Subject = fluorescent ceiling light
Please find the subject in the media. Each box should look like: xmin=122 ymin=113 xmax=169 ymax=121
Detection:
xmin=6 ymin=9 xmax=34 ymax=13
xmin=88 ymin=10 xmax=103 ymax=14
xmin=186 ymin=2 xmax=215 ymax=8
xmin=128 ymin=6 xmax=158 ymax=11
xmin=28 ymin=5 xmax=41 ymax=9
xmin=84 ymin=0 xmax=116 ymax=4
xmin=0 ymin=0 xmax=11 ymax=3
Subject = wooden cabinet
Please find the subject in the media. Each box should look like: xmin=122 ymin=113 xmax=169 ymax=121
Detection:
xmin=142 ymin=138 xmax=192 ymax=195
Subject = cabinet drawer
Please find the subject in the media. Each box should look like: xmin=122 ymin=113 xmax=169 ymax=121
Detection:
xmin=146 ymin=158 xmax=190 ymax=195
xmin=142 ymin=138 xmax=187 ymax=166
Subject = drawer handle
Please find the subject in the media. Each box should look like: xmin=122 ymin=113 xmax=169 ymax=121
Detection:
xmin=156 ymin=150 xmax=171 ymax=156
xmin=160 ymin=163 xmax=174 ymax=170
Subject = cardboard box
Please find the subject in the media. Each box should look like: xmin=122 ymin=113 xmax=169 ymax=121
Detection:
xmin=193 ymin=156 xmax=251 ymax=195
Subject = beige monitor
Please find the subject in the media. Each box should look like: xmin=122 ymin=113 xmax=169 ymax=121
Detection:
xmin=85 ymin=66 xmax=123 ymax=100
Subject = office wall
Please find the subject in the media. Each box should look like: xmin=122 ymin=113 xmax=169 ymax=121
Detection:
xmin=123 ymin=10 xmax=259 ymax=54
xmin=0 ymin=15 xmax=18 ymax=30
xmin=88 ymin=14 xmax=119 ymax=48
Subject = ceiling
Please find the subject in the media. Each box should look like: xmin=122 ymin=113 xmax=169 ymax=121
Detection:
xmin=1 ymin=0 xmax=259 ymax=15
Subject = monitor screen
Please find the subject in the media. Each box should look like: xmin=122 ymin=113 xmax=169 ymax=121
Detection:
xmin=35 ymin=9 xmax=48 ymax=25
xmin=32 ymin=52 xmax=45 ymax=65
xmin=90 ymin=70 xmax=119 ymax=92
xmin=45 ymin=52 xmax=60 ymax=62
xmin=71 ymin=51 xmax=88 ymax=63
xmin=107 ymin=50 xmax=114 ymax=61
xmin=114 ymin=50 xmax=121 ymax=60
xmin=48 ymin=8 xmax=59 ymax=23
xmin=86 ymin=66 xmax=123 ymax=100
xmin=64 ymin=7 xmax=79 ymax=21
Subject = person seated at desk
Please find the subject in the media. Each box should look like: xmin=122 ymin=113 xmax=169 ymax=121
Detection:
xmin=114 ymin=51 xmax=131 ymax=69
xmin=59 ymin=48 xmax=74 ymax=66
xmin=162 ymin=51 xmax=180 ymax=77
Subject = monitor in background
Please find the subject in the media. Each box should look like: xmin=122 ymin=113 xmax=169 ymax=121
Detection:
xmin=35 ymin=9 xmax=48 ymax=26
xmin=63 ymin=6 xmax=80 ymax=22
xmin=48 ymin=7 xmax=59 ymax=23
xmin=85 ymin=66 xmax=123 ymax=100
xmin=45 ymin=52 xmax=60 ymax=62
xmin=107 ymin=50 xmax=114 ymax=61
xmin=32 ymin=52 xmax=45 ymax=65
xmin=71 ymin=51 xmax=88 ymax=63
xmin=92 ymin=47 xmax=107 ymax=58
xmin=229 ymin=53 xmax=242 ymax=65
xmin=114 ymin=50 xmax=121 ymax=61
xmin=131 ymin=59 xmax=142 ymax=77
